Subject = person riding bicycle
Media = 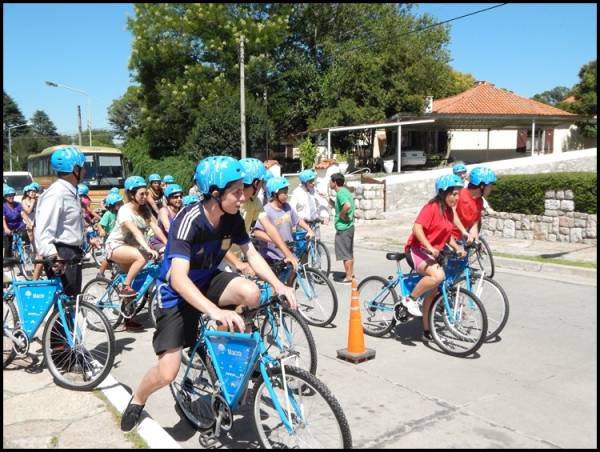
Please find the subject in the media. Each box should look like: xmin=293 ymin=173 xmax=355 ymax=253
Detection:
xmin=403 ymin=174 xmax=466 ymax=341
xmin=96 ymin=192 xmax=124 ymax=278
xmin=254 ymin=176 xmax=315 ymax=279
xmin=149 ymin=183 xmax=184 ymax=251
xmin=120 ymin=155 xmax=296 ymax=433
xmin=21 ymin=183 xmax=45 ymax=279
xmin=34 ymin=146 xmax=88 ymax=296
xmin=290 ymin=168 xmax=330 ymax=231
xmin=146 ymin=173 xmax=164 ymax=218
xmin=3 ymin=184 xmax=29 ymax=259
xmin=451 ymin=166 xmax=497 ymax=245
xmin=221 ymin=158 xmax=299 ymax=276
xmin=104 ymin=176 xmax=166 ymax=304
xmin=78 ymin=183 xmax=102 ymax=226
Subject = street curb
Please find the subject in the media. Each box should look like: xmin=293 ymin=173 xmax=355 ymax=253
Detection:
xmin=97 ymin=375 xmax=181 ymax=449
xmin=494 ymin=256 xmax=597 ymax=282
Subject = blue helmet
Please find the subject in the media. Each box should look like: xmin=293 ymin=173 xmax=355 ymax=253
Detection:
xmin=194 ymin=156 xmax=245 ymax=196
xmin=452 ymin=163 xmax=467 ymax=175
xmin=148 ymin=173 xmax=161 ymax=183
xmin=30 ymin=182 xmax=41 ymax=192
xmin=264 ymin=169 xmax=274 ymax=183
xmin=299 ymin=169 xmax=317 ymax=184
xmin=50 ymin=146 xmax=86 ymax=173
xmin=266 ymin=176 xmax=290 ymax=198
xmin=124 ymin=176 xmax=147 ymax=192
xmin=162 ymin=175 xmax=175 ymax=184
xmin=239 ymin=158 xmax=266 ymax=185
xmin=23 ymin=184 xmax=36 ymax=194
xmin=105 ymin=192 xmax=123 ymax=207
xmin=4 ymin=185 xmax=16 ymax=197
xmin=109 ymin=187 xmax=120 ymax=194
xmin=469 ymin=167 xmax=497 ymax=186
xmin=164 ymin=183 xmax=183 ymax=198
xmin=77 ymin=183 xmax=89 ymax=195
xmin=183 ymin=194 xmax=200 ymax=207
xmin=436 ymin=174 xmax=464 ymax=193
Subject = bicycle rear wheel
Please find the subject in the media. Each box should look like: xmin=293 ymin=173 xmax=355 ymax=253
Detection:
xmin=358 ymin=276 xmax=398 ymax=337
xmin=291 ymin=267 xmax=338 ymax=327
xmin=170 ymin=344 xmax=217 ymax=430
xmin=251 ymin=365 xmax=352 ymax=449
xmin=42 ymin=299 xmax=115 ymax=390
xmin=455 ymin=274 xmax=509 ymax=340
xmin=82 ymin=277 xmax=122 ymax=329
xmin=91 ymin=245 xmax=106 ymax=268
xmin=429 ymin=287 xmax=487 ymax=358
xmin=258 ymin=306 xmax=318 ymax=375
xmin=3 ymin=298 xmax=18 ymax=368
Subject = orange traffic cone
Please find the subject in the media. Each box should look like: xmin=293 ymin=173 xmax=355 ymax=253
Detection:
xmin=337 ymin=278 xmax=376 ymax=364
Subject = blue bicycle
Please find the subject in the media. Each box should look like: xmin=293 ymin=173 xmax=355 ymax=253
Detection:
xmin=3 ymin=257 xmax=115 ymax=390
xmin=8 ymin=230 xmax=35 ymax=280
xmin=81 ymin=226 xmax=106 ymax=268
xmin=295 ymin=221 xmax=332 ymax=278
xmin=170 ymin=295 xmax=352 ymax=448
xmin=358 ymin=251 xmax=488 ymax=358
xmin=81 ymin=257 xmax=162 ymax=330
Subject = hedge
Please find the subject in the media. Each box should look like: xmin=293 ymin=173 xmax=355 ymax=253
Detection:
xmin=487 ymin=172 xmax=597 ymax=215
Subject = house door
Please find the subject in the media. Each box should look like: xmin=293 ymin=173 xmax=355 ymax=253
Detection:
xmin=544 ymin=129 xmax=554 ymax=154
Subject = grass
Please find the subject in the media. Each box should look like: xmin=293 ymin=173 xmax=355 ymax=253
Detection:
xmin=494 ymin=252 xmax=597 ymax=269
xmin=49 ymin=436 xmax=59 ymax=448
xmin=93 ymin=391 xmax=149 ymax=449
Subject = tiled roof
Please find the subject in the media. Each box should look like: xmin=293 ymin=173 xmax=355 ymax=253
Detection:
xmin=433 ymin=82 xmax=576 ymax=116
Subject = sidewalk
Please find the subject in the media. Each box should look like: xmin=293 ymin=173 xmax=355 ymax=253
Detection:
xmin=3 ymin=347 xmax=136 ymax=449
xmin=319 ymin=208 xmax=597 ymax=283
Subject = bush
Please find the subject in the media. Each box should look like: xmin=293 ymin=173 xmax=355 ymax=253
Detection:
xmin=487 ymin=172 xmax=597 ymax=215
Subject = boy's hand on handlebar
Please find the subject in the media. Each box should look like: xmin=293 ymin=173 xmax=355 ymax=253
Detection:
xmin=211 ymin=309 xmax=245 ymax=333
xmin=284 ymin=254 xmax=299 ymax=272
xmin=273 ymin=284 xmax=297 ymax=310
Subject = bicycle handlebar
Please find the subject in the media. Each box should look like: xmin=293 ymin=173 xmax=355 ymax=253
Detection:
xmin=240 ymin=294 xmax=290 ymax=318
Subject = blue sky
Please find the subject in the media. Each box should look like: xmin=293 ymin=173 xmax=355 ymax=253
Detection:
xmin=3 ymin=3 xmax=597 ymax=136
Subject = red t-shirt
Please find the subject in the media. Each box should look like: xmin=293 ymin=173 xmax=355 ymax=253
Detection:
xmin=405 ymin=201 xmax=455 ymax=252
xmin=451 ymin=188 xmax=484 ymax=239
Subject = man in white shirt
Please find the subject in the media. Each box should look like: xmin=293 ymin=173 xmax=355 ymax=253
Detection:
xmin=35 ymin=146 xmax=90 ymax=296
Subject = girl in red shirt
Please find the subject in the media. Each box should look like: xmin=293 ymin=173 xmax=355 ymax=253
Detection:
xmin=404 ymin=174 xmax=466 ymax=341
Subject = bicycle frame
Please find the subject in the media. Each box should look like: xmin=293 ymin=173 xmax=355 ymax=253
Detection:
xmin=95 ymin=261 xmax=161 ymax=310
xmin=187 ymin=319 xmax=303 ymax=433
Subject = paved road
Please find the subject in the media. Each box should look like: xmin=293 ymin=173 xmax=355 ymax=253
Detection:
xmin=84 ymin=244 xmax=597 ymax=449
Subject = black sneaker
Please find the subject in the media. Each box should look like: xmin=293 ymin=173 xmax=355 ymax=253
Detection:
xmin=121 ymin=397 xmax=145 ymax=432
xmin=421 ymin=330 xmax=433 ymax=342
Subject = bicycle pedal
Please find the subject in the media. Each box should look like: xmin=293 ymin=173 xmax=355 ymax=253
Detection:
xmin=198 ymin=428 xmax=221 ymax=449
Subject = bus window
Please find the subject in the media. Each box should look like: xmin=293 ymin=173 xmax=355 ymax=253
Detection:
xmin=97 ymin=154 xmax=124 ymax=186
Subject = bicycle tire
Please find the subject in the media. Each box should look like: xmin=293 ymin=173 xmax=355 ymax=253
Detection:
xmin=81 ymin=277 xmax=123 ymax=330
xmin=429 ymin=287 xmax=487 ymax=358
xmin=148 ymin=287 xmax=160 ymax=328
xmin=470 ymin=237 xmax=495 ymax=278
xmin=18 ymin=243 xmax=35 ymax=281
xmin=357 ymin=275 xmax=398 ymax=337
xmin=91 ymin=246 xmax=106 ymax=268
xmin=42 ymin=299 xmax=115 ymax=391
xmin=306 ymin=241 xmax=331 ymax=278
xmin=257 ymin=306 xmax=318 ymax=375
xmin=250 ymin=365 xmax=353 ymax=449
xmin=170 ymin=344 xmax=217 ymax=430
xmin=455 ymin=274 xmax=509 ymax=340
xmin=290 ymin=267 xmax=338 ymax=327
xmin=3 ymin=298 xmax=18 ymax=368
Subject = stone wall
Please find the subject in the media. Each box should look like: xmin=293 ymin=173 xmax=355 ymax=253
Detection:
xmin=345 ymin=182 xmax=385 ymax=222
xmin=481 ymin=190 xmax=597 ymax=244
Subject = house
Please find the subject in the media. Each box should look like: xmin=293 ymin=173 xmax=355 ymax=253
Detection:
xmin=385 ymin=81 xmax=595 ymax=164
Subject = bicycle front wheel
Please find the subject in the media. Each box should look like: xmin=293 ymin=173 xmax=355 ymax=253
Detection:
xmin=258 ymin=307 xmax=318 ymax=375
xmin=429 ymin=287 xmax=487 ymax=358
xmin=3 ymin=298 xmax=18 ymax=368
xmin=358 ymin=276 xmax=398 ymax=337
xmin=42 ymin=299 xmax=115 ymax=390
xmin=251 ymin=365 xmax=352 ymax=449
xmin=91 ymin=245 xmax=106 ymax=268
xmin=82 ymin=277 xmax=122 ymax=329
xmin=170 ymin=344 xmax=217 ymax=430
xmin=469 ymin=237 xmax=495 ymax=278
xmin=18 ymin=243 xmax=35 ymax=280
xmin=291 ymin=267 xmax=338 ymax=327
xmin=455 ymin=274 xmax=509 ymax=340
xmin=307 ymin=241 xmax=331 ymax=278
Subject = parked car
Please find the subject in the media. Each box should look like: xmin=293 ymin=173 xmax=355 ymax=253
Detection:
xmin=400 ymin=149 xmax=427 ymax=167
xmin=3 ymin=171 xmax=34 ymax=203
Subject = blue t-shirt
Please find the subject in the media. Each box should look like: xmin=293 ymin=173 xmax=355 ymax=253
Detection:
xmin=3 ymin=202 xmax=25 ymax=231
xmin=157 ymin=203 xmax=250 ymax=309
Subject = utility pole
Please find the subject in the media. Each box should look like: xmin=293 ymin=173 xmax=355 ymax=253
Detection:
xmin=240 ymin=34 xmax=246 ymax=159
xmin=264 ymin=88 xmax=268 ymax=160
xmin=77 ymin=105 xmax=83 ymax=146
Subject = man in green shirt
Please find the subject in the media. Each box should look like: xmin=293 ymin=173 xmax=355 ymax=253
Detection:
xmin=330 ymin=173 xmax=355 ymax=284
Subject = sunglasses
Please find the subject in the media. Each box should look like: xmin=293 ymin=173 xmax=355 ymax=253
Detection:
xmin=170 ymin=195 xmax=183 ymax=199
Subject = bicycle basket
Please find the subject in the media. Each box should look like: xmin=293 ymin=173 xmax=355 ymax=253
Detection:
xmin=402 ymin=273 xmax=422 ymax=295
xmin=15 ymin=281 xmax=58 ymax=337
xmin=444 ymin=257 xmax=468 ymax=284
xmin=205 ymin=332 xmax=260 ymax=404
xmin=292 ymin=230 xmax=307 ymax=255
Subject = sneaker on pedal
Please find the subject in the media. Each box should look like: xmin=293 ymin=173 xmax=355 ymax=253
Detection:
xmin=401 ymin=296 xmax=422 ymax=317
xmin=119 ymin=285 xmax=137 ymax=299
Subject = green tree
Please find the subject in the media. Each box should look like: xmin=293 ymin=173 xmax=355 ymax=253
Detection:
xmin=30 ymin=110 xmax=59 ymax=137
xmin=569 ymin=60 xmax=596 ymax=138
xmin=3 ymin=91 xmax=28 ymax=132
xmin=107 ymin=86 xmax=142 ymax=140
xmin=298 ymin=137 xmax=317 ymax=169
xmin=532 ymin=86 xmax=571 ymax=106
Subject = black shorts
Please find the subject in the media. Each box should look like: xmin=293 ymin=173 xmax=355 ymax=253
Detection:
xmin=152 ymin=271 xmax=241 ymax=355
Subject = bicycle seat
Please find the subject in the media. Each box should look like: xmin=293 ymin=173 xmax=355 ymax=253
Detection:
xmin=385 ymin=253 xmax=406 ymax=262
